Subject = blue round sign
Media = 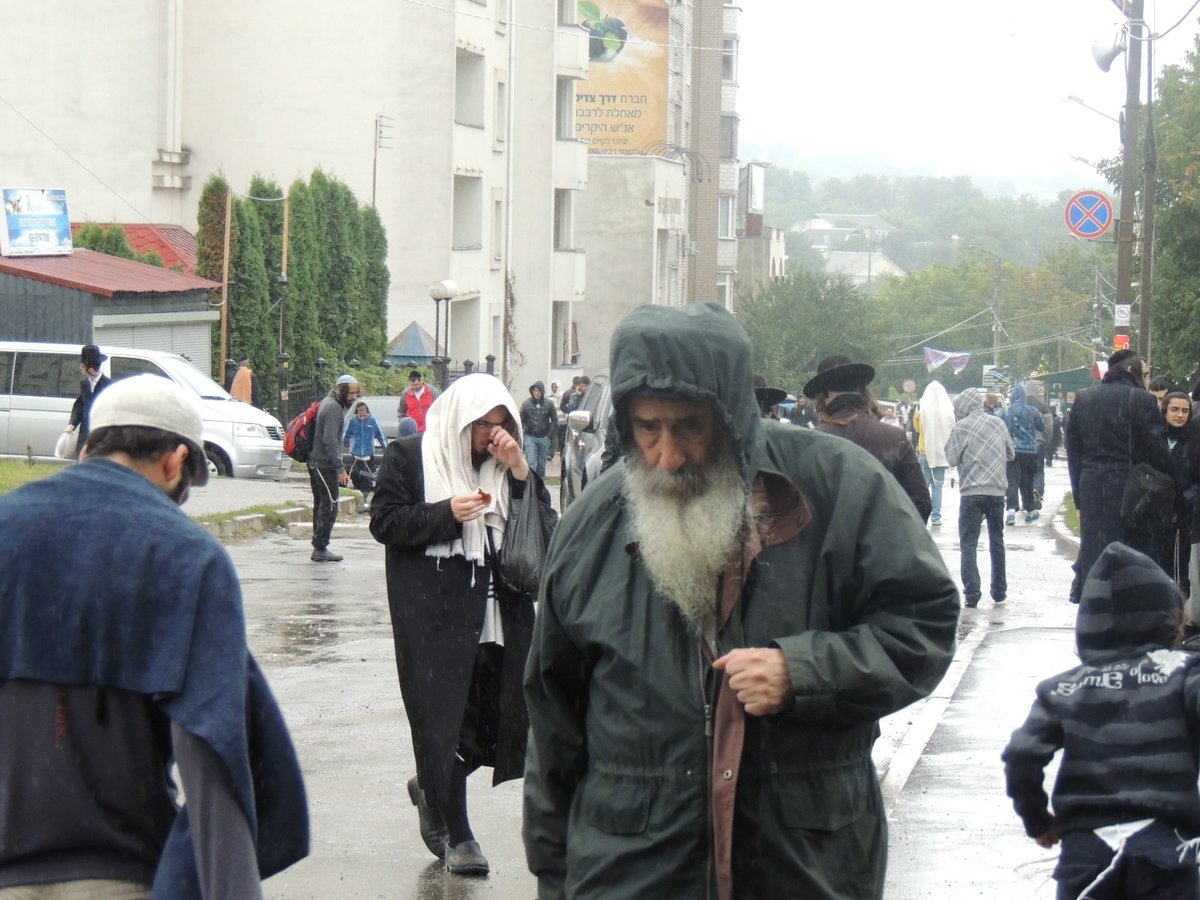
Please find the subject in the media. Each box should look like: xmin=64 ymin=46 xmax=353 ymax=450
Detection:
xmin=1065 ymin=190 xmax=1113 ymax=239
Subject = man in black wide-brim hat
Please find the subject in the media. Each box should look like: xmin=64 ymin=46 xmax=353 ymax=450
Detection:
xmin=805 ymin=355 xmax=932 ymax=522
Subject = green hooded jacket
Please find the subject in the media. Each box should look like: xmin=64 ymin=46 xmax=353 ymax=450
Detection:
xmin=523 ymin=304 xmax=960 ymax=899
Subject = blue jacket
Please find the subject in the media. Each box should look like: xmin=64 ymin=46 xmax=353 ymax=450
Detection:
xmin=1003 ymin=385 xmax=1043 ymax=455
xmin=344 ymin=414 xmax=386 ymax=457
xmin=0 ymin=460 xmax=309 ymax=897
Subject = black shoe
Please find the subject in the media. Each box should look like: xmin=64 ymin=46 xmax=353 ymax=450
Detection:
xmin=963 ymin=597 xmax=980 ymax=608
xmin=407 ymin=777 xmax=449 ymax=860
xmin=993 ymin=595 xmax=1006 ymax=605
xmin=446 ymin=840 xmax=489 ymax=876
xmin=311 ymin=548 xmax=344 ymax=562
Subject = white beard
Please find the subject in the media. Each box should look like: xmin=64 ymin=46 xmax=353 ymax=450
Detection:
xmin=623 ymin=451 xmax=750 ymax=641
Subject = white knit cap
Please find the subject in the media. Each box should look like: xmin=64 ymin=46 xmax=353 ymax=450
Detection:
xmin=88 ymin=374 xmax=209 ymax=485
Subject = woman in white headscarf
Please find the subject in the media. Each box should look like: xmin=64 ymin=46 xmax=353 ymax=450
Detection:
xmin=914 ymin=380 xmax=957 ymax=526
xmin=370 ymin=373 xmax=557 ymax=876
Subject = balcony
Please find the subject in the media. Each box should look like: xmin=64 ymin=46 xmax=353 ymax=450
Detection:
xmin=719 ymin=161 xmax=739 ymax=192
xmin=556 ymin=25 xmax=588 ymax=77
xmin=721 ymin=81 xmax=737 ymax=115
xmin=553 ymin=139 xmax=589 ymax=189
xmin=552 ymin=248 xmax=586 ymax=302
xmin=717 ymin=238 xmax=739 ymax=269
xmin=723 ymin=4 xmax=739 ymax=36
xmin=453 ymin=122 xmax=491 ymax=173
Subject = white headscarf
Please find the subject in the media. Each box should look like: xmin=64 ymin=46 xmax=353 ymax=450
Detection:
xmin=421 ymin=373 xmax=522 ymax=565
xmin=919 ymin=380 xmax=956 ymax=468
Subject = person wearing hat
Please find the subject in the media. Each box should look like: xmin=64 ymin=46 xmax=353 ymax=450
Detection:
xmin=1066 ymin=349 xmax=1177 ymax=601
xmin=307 ymin=374 xmax=360 ymax=562
xmin=400 ymin=369 xmax=439 ymax=433
xmin=0 ymin=375 xmax=309 ymax=895
xmin=753 ymin=374 xmax=787 ymax=419
xmin=65 ymin=343 xmax=113 ymax=457
xmin=805 ymin=355 xmax=932 ymax=522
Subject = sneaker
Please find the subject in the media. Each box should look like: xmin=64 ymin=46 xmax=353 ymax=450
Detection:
xmin=931 ymin=518 xmax=941 ymax=528
xmin=1032 ymin=490 xmax=1043 ymax=510
xmin=1024 ymin=510 xmax=1040 ymax=524
xmin=993 ymin=594 xmax=1006 ymax=605
xmin=311 ymin=547 xmax=344 ymax=562
xmin=1005 ymin=512 xmax=1016 ymax=526
xmin=963 ymin=597 xmax=980 ymax=609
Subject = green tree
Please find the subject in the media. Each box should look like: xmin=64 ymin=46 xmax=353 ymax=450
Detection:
xmin=74 ymin=222 xmax=163 ymax=267
xmin=739 ymin=271 xmax=883 ymax=395
xmin=283 ymin=178 xmax=328 ymax=378
xmin=227 ymin=199 xmax=274 ymax=380
xmin=354 ymin=205 xmax=390 ymax=367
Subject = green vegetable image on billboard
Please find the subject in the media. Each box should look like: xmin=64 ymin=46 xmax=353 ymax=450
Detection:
xmin=574 ymin=0 xmax=668 ymax=155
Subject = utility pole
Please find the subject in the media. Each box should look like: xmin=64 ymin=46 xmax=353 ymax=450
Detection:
xmin=990 ymin=254 xmax=1001 ymax=366
xmin=1138 ymin=35 xmax=1156 ymax=361
xmin=1113 ymin=0 xmax=1144 ymax=353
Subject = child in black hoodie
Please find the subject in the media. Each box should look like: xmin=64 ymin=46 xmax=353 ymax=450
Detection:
xmin=1003 ymin=542 xmax=1200 ymax=899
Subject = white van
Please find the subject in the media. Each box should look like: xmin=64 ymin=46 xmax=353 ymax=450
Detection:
xmin=0 ymin=341 xmax=292 ymax=479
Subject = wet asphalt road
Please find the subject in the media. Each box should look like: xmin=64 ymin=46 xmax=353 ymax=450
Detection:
xmin=230 ymin=458 xmax=1082 ymax=898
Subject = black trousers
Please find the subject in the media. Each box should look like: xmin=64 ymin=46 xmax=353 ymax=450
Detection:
xmin=1005 ymin=453 xmax=1038 ymax=512
xmin=1055 ymin=826 xmax=1199 ymax=900
xmin=308 ymin=465 xmax=340 ymax=549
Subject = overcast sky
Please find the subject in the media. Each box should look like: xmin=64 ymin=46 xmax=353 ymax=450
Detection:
xmin=737 ymin=0 xmax=1200 ymax=198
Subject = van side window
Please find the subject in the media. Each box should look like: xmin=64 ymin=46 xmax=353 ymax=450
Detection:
xmin=0 ymin=352 xmax=12 ymax=393
xmin=110 ymin=357 xmax=165 ymax=380
xmin=13 ymin=353 xmax=76 ymax=398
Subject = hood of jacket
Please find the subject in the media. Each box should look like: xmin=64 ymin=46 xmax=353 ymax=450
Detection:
xmin=528 ymin=380 xmax=546 ymax=399
xmin=953 ymin=387 xmax=983 ymax=421
xmin=610 ymin=303 xmax=762 ymax=485
xmin=1010 ymin=384 xmax=1027 ymax=406
xmin=1076 ymin=542 xmax=1182 ymax=663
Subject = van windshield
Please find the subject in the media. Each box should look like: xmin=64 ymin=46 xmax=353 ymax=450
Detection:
xmin=155 ymin=356 xmax=232 ymax=401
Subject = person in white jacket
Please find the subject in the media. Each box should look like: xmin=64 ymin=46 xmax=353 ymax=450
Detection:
xmin=914 ymin=380 xmax=957 ymax=527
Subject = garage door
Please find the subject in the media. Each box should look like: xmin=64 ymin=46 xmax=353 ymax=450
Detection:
xmin=94 ymin=322 xmax=213 ymax=377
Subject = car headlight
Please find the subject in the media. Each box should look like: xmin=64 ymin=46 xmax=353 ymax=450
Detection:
xmin=233 ymin=422 xmax=269 ymax=439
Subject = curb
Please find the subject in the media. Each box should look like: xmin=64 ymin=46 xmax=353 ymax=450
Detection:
xmin=198 ymin=495 xmax=360 ymax=542
xmin=1049 ymin=502 xmax=1080 ymax=560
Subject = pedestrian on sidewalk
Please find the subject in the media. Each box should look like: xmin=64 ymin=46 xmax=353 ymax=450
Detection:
xmin=914 ymin=380 xmax=955 ymax=527
xmin=308 ymin=374 xmax=359 ymax=562
xmin=1002 ymin=384 xmax=1044 ymax=526
xmin=519 ymin=380 xmax=557 ymax=479
xmin=399 ymin=370 xmax=438 ymax=433
xmin=523 ymin=303 xmax=959 ymax=900
xmin=806 ymin=354 xmax=932 ymax=522
xmin=0 ymin=375 xmax=309 ymax=896
xmin=371 ymin=373 xmax=556 ymax=877
xmin=1003 ymin=542 xmax=1200 ymax=900
xmin=944 ymin=387 xmax=1014 ymax=608
xmin=343 ymin=399 xmax=387 ymax=511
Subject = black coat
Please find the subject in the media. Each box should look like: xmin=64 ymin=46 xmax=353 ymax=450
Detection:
xmin=1067 ymin=376 xmax=1176 ymax=581
xmin=69 ymin=373 xmax=112 ymax=453
xmin=815 ymin=412 xmax=932 ymax=522
xmin=369 ymin=434 xmax=554 ymax=804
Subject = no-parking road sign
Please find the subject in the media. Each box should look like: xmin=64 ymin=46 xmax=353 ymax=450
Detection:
xmin=1065 ymin=190 xmax=1113 ymax=239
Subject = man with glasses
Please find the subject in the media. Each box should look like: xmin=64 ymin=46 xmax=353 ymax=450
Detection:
xmin=371 ymin=373 xmax=555 ymax=877
xmin=308 ymin=373 xmax=360 ymax=562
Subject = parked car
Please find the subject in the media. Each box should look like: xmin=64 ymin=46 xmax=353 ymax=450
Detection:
xmin=0 ymin=340 xmax=292 ymax=478
xmin=559 ymin=373 xmax=613 ymax=512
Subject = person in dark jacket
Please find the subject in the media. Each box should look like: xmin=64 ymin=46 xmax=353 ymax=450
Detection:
xmin=1158 ymin=391 xmax=1199 ymax=597
xmin=1003 ymin=543 xmax=1200 ymax=899
xmin=1067 ymin=350 xmax=1176 ymax=602
xmin=66 ymin=343 xmax=113 ymax=457
xmin=308 ymin=374 xmax=359 ymax=562
xmin=371 ymin=373 xmax=556 ymax=877
xmin=1002 ymin=384 xmax=1044 ymax=525
xmin=522 ymin=303 xmax=960 ymax=900
xmin=519 ymin=381 xmax=557 ymax=479
xmin=0 ymin=375 xmax=308 ymax=897
xmin=805 ymin=354 xmax=932 ymax=522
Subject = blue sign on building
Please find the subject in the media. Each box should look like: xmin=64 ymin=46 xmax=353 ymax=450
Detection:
xmin=1 ymin=188 xmax=73 ymax=257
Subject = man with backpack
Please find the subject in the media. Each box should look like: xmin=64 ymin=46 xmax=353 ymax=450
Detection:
xmin=309 ymin=374 xmax=359 ymax=562
xmin=1003 ymin=384 xmax=1043 ymax=525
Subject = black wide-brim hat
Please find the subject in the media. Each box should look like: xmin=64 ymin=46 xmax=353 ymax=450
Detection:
xmin=754 ymin=386 xmax=788 ymax=408
xmin=802 ymin=355 xmax=876 ymax=398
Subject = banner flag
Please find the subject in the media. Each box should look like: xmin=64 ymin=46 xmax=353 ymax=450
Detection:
xmin=923 ymin=347 xmax=972 ymax=375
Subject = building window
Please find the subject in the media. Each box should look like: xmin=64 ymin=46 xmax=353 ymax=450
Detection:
xmin=670 ymin=14 xmax=684 ymax=74
xmin=455 ymin=49 xmax=486 ymax=128
xmin=551 ymin=301 xmax=575 ymax=365
xmin=556 ymin=77 xmax=575 ymax=140
xmin=558 ymin=0 xmax=575 ymax=25
xmin=554 ymin=189 xmax=573 ymax=250
xmin=719 ymin=115 xmax=738 ymax=160
xmin=453 ymin=176 xmax=483 ymax=249
xmin=718 ymin=195 xmax=735 ymax=238
xmin=722 ymin=39 xmax=738 ymax=82
xmin=494 ymin=75 xmax=508 ymax=148
xmin=491 ymin=190 xmax=505 ymax=266
xmin=716 ymin=272 xmax=733 ymax=311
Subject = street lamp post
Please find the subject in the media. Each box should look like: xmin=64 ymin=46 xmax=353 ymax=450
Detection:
xmin=429 ymin=280 xmax=458 ymax=390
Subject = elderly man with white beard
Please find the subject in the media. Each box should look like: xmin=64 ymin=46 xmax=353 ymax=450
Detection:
xmin=522 ymin=303 xmax=961 ymax=900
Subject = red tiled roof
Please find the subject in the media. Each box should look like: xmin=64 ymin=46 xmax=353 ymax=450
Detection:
xmin=69 ymin=222 xmax=200 ymax=275
xmin=0 ymin=248 xmax=221 ymax=298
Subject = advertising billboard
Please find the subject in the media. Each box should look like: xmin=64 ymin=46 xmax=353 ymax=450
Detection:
xmin=575 ymin=0 xmax=669 ymax=155
xmin=1 ymin=188 xmax=73 ymax=257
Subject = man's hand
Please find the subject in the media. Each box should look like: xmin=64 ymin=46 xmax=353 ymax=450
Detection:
xmin=486 ymin=426 xmax=530 ymax=481
xmin=1034 ymin=824 xmax=1059 ymax=849
xmin=712 ymin=648 xmax=791 ymax=716
xmin=338 ymin=471 xmax=350 ymax=487
xmin=451 ymin=493 xmax=488 ymax=523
